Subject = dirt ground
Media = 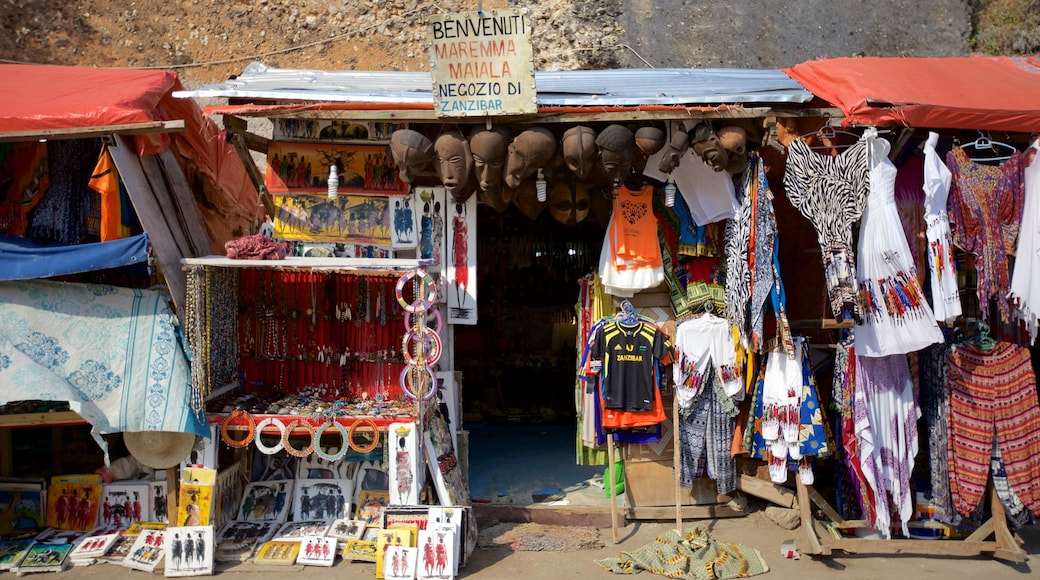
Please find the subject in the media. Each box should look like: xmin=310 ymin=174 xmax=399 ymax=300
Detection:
xmin=40 ymin=510 xmax=1040 ymax=579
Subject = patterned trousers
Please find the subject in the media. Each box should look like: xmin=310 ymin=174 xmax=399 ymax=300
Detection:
xmin=678 ymin=381 xmax=736 ymax=495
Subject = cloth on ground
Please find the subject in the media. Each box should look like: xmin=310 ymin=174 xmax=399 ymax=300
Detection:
xmin=595 ymin=527 xmax=768 ymax=579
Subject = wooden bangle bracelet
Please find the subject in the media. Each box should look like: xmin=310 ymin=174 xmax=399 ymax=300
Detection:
xmin=347 ymin=418 xmax=380 ymax=453
xmin=254 ymin=417 xmax=286 ymax=455
xmin=314 ymin=421 xmax=349 ymax=462
xmin=282 ymin=419 xmax=316 ymax=458
xmin=220 ymin=409 xmax=256 ymax=448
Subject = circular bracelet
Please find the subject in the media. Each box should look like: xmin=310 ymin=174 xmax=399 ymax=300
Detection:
xmin=221 ymin=409 xmax=256 ymax=448
xmin=401 ymin=328 xmax=443 ymax=365
xmin=254 ymin=417 xmax=286 ymax=455
xmin=395 ymin=269 xmax=437 ymax=312
xmin=281 ymin=419 xmax=316 ymax=458
xmin=346 ymin=417 xmax=380 ymax=453
xmin=405 ymin=307 xmax=443 ymax=334
xmin=399 ymin=363 xmax=438 ymax=401
xmin=314 ymin=420 xmax=349 ymax=462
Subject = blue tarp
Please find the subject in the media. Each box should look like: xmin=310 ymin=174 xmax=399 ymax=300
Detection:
xmin=0 ymin=233 xmax=150 ymax=280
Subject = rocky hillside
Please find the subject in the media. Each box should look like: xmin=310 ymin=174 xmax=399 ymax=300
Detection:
xmin=0 ymin=1 xmax=1033 ymax=88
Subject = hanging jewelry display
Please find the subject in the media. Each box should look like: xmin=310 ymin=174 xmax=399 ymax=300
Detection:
xmin=220 ymin=408 xmax=256 ymax=448
xmin=282 ymin=419 xmax=317 ymax=457
xmin=254 ymin=417 xmax=287 ymax=455
xmin=347 ymin=417 xmax=380 ymax=453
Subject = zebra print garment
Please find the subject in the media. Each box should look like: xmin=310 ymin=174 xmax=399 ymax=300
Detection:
xmin=783 ymin=137 xmax=870 ymax=322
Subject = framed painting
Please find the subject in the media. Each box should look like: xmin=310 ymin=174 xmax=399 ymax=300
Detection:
xmin=327 ymin=518 xmax=365 ymax=556
xmin=0 ymin=537 xmax=35 ymax=571
xmin=375 ymin=527 xmax=412 ymax=579
xmin=416 ymin=527 xmax=455 ymax=580
xmin=273 ymin=193 xmax=393 ymax=245
xmin=175 ymin=480 xmax=214 ymax=528
xmin=213 ymin=520 xmax=278 ymax=563
xmin=383 ymin=545 xmax=418 ymax=580
xmin=69 ymin=532 xmax=119 ymax=561
xmin=415 ymin=186 xmax=448 ymax=300
xmin=164 ymin=525 xmax=214 ymax=577
xmin=272 ymin=119 xmax=404 ymax=143
xmin=149 ymin=480 xmax=169 ymax=524
xmin=265 ymin=141 xmax=407 ymax=195
xmin=355 ymin=490 xmax=390 ymax=527
xmin=390 ymin=194 xmax=419 ymax=249
xmin=272 ymin=520 xmax=329 ymax=541
xmin=12 ymin=541 xmax=72 ymax=574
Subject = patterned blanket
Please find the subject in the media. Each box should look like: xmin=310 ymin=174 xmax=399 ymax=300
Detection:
xmin=595 ymin=527 xmax=769 ymax=579
xmin=0 ymin=279 xmax=207 ymax=459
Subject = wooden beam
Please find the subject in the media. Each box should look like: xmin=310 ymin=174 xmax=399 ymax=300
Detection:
xmin=0 ymin=412 xmax=86 ymax=429
xmin=109 ymin=135 xmax=188 ymax=321
xmin=822 ymin=538 xmax=1004 ymax=557
xmin=224 ymin=116 xmax=270 ymax=154
xmin=736 ymin=474 xmax=798 ymax=509
xmin=158 ymin=149 xmax=215 ymax=256
xmin=226 ymin=130 xmax=275 ymax=222
xmin=796 ymin=479 xmax=826 ymax=555
xmin=0 ymin=120 xmax=186 ymax=143
xmin=625 ymin=504 xmax=746 ymax=520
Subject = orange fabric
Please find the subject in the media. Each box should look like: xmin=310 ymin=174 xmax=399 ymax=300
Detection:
xmin=784 ymin=56 xmax=1040 ymax=133
xmin=88 ymin=145 xmax=127 ymax=241
xmin=610 ymin=184 xmax=663 ymax=270
xmin=600 ymin=378 xmax=666 ymax=429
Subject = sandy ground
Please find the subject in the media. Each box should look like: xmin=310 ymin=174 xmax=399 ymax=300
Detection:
xmin=40 ymin=510 xmax=1040 ymax=579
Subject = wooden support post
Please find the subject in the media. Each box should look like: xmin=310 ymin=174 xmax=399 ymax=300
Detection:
xmin=607 ymin=438 xmax=620 ymax=544
xmin=796 ymin=478 xmax=827 ymax=555
xmin=673 ymin=394 xmax=683 ymax=533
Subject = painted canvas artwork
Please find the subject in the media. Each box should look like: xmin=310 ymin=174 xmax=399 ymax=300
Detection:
xmin=46 ymin=475 xmax=102 ymax=531
xmin=122 ymin=529 xmax=165 ymax=572
xmin=0 ymin=537 xmax=34 ymax=571
xmin=238 ymin=480 xmax=294 ymax=523
xmin=213 ymin=520 xmax=278 ymax=563
xmin=150 ymin=481 xmax=169 ymax=524
xmin=163 ymin=525 xmax=214 ymax=577
xmin=296 ymin=535 xmax=336 ymax=566
xmin=12 ymin=541 xmax=72 ymax=573
xmin=292 ymin=479 xmax=353 ymax=522
xmin=176 ymin=481 xmax=214 ymax=528
xmin=0 ymin=481 xmax=45 ymax=531
xmin=389 ymin=422 xmax=421 ymax=506
xmin=417 ymin=527 xmax=456 ymax=580
xmin=390 ymin=194 xmax=418 ymax=249
xmin=265 ymin=141 xmax=407 ymax=195
xmin=355 ymin=490 xmax=390 ymax=527
xmin=446 ymin=193 xmax=477 ymax=325
xmin=342 ymin=539 xmax=377 ymax=563
xmin=253 ymin=539 xmax=301 ymax=565
xmin=99 ymin=481 xmax=150 ymax=528
xmin=272 ymin=520 xmax=329 ymax=541
xmin=415 ymin=186 xmax=448 ymax=301
xmin=273 ymin=193 xmax=393 ymax=244
xmin=383 ymin=545 xmax=418 ymax=580
xmin=375 ymin=528 xmax=412 ymax=579
xmin=69 ymin=532 xmax=119 ymax=561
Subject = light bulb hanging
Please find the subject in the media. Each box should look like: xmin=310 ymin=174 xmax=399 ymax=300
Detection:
xmin=328 ymin=165 xmax=340 ymax=200
xmin=536 ymin=168 xmax=547 ymax=203
xmin=664 ymin=177 xmax=677 ymax=207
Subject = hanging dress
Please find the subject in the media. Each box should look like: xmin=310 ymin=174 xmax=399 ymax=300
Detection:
xmin=946 ymin=147 xmax=1024 ymax=322
xmin=854 ymin=132 xmax=943 ymax=357
xmin=783 ymin=136 xmax=870 ymax=322
xmin=853 ymin=353 xmax=919 ymax=539
xmin=598 ymin=184 xmax=665 ymax=297
xmin=1008 ymin=139 xmax=1040 ymax=342
xmin=922 ymin=132 xmax=963 ymax=324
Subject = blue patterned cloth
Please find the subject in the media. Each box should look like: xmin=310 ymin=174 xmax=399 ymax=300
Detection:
xmin=0 ymin=279 xmax=207 ymax=459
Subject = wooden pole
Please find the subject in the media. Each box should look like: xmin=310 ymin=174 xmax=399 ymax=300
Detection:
xmin=673 ymin=394 xmax=682 ymax=532
xmin=607 ymin=438 xmax=619 ymax=544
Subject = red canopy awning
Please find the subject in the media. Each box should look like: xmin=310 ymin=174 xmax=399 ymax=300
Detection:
xmin=0 ymin=64 xmax=258 ymax=227
xmin=784 ymin=56 xmax=1040 ymax=133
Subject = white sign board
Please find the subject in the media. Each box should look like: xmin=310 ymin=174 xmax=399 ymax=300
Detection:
xmin=428 ymin=8 xmax=536 ymax=117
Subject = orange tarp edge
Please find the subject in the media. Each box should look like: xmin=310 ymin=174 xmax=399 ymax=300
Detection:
xmin=0 ymin=63 xmax=258 ymax=223
xmin=783 ymin=55 xmax=1040 ymax=133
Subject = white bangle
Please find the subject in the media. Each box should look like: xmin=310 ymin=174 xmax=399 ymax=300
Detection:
xmin=254 ymin=417 xmax=287 ymax=455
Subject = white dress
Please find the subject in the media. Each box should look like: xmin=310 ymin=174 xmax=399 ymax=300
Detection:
xmin=922 ymin=131 xmax=962 ymax=324
xmin=1009 ymin=139 xmax=1040 ymax=342
xmin=854 ymin=132 xmax=943 ymax=357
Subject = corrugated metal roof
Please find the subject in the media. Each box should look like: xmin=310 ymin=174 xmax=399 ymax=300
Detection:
xmin=176 ymin=61 xmax=813 ymax=106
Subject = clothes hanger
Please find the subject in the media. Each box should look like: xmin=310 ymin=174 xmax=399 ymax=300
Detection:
xmin=797 ymin=113 xmax=862 ymax=152
xmin=960 ymin=130 xmax=1017 ymax=163
xmin=974 ymin=322 xmax=997 ymax=351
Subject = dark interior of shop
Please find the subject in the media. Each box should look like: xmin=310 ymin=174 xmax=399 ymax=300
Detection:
xmin=456 ymin=201 xmax=607 ymax=502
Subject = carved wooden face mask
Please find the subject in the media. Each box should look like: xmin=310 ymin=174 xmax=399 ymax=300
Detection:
xmin=469 ymin=126 xmax=511 ymax=194
xmin=595 ymin=124 xmax=635 ymax=188
xmin=549 ymin=181 xmax=590 ymax=226
xmin=434 ymin=131 xmax=475 ymax=201
xmin=389 ymin=129 xmax=434 ymax=184
xmin=505 ymin=127 xmax=557 ymax=189
xmin=561 ymin=126 xmax=598 ymax=180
